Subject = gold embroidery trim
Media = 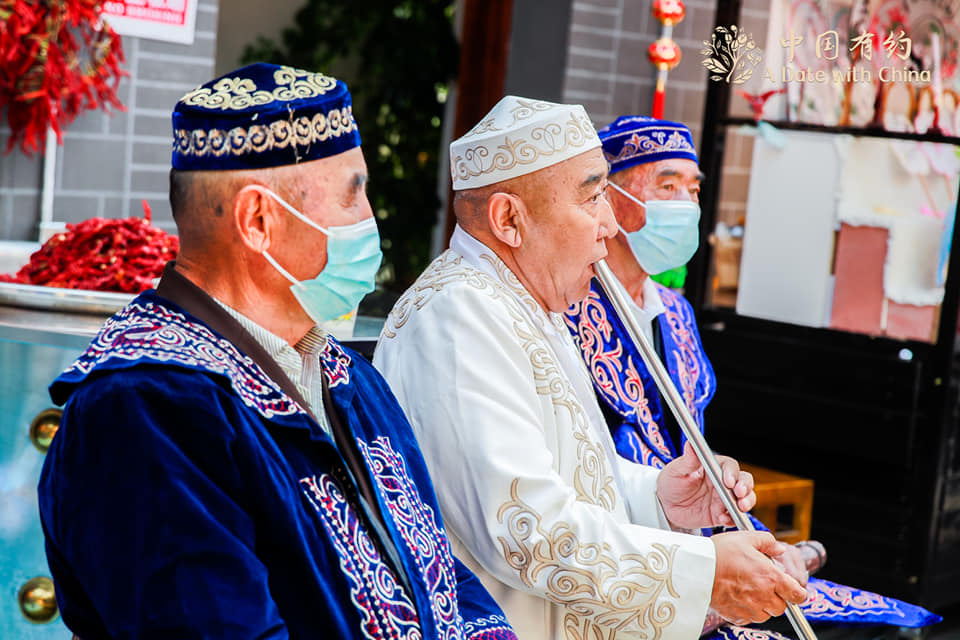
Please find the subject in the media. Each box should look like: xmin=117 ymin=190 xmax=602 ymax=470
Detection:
xmin=385 ymin=250 xmax=616 ymax=510
xmin=498 ymin=479 xmax=679 ymax=636
xmin=452 ymin=112 xmax=596 ymax=183
xmin=461 ymin=98 xmax=556 ymax=138
xmin=179 ymin=66 xmax=338 ymax=110
xmin=173 ymin=106 xmax=356 ymax=159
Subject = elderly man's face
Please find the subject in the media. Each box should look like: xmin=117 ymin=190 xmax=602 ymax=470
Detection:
xmin=278 ymin=147 xmax=373 ymax=281
xmin=609 ymin=158 xmax=701 ymax=232
xmin=513 ymin=147 xmax=617 ymax=312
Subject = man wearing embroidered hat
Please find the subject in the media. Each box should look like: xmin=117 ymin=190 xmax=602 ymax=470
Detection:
xmin=564 ymin=116 xmax=943 ymax=639
xmin=37 ymin=63 xmax=517 ymax=640
xmin=374 ymin=97 xmax=808 ymax=640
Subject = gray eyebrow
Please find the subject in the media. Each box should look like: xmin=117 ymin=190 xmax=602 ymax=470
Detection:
xmin=656 ymin=167 xmax=705 ymax=182
xmin=579 ymin=172 xmax=606 ymax=190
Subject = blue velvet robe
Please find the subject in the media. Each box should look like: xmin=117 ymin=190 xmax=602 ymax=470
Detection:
xmin=565 ymin=279 xmax=941 ymax=638
xmin=38 ymin=284 xmax=516 ymax=640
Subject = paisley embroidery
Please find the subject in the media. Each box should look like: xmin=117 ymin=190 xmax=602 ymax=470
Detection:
xmin=464 ymin=615 xmax=515 ymax=640
xmin=452 ymin=112 xmax=596 ymax=184
xmin=180 ymin=66 xmax=337 ymax=110
xmin=63 ymin=300 xmax=304 ymax=419
xmin=602 ymin=127 xmax=697 ymax=167
xmin=497 ymin=479 xmax=678 ymax=635
xmin=301 ymin=474 xmax=421 ymax=640
xmin=389 ymin=251 xmax=617 ymax=510
xmin=173 ymin=106 xmax=357 ymax=160
xmin=567 ymin=283 xmax=940 ymax=633
xmin=357 ymin=436 xmax=463 ymax=639
xmin=321 ymin=337 xmax=353 ymax=388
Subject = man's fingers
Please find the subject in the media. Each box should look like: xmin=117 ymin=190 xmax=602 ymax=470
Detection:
xmin=775 ymin=571 xmax=810 ymax=604
xmin=751 ymin=531 xmax=782 ymax=555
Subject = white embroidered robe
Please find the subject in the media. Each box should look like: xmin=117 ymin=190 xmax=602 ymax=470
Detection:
xmin=374 ymin=227 xmax=715 ymax=640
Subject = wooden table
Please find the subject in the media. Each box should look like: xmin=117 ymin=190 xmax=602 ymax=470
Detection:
xmin=740 ymin=463 xmax=814 ymax=544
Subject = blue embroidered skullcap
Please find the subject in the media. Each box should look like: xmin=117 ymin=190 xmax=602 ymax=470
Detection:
xmin=171 ymin=62 xmax=361 ymax=171
xmin=598 ymin=115 xmax=697 ymax=175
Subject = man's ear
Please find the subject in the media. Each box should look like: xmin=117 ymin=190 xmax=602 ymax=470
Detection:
xmin=487 ymin=192 xmax=526 ymax=248
xmin=233 ymin=185 xmax=275 ymax=253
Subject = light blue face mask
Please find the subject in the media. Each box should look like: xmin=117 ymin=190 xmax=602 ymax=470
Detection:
xmin=261 ymin=189 xmax=382 ymax=324
xmin=607 ymin=181 xmax=700 ymax=275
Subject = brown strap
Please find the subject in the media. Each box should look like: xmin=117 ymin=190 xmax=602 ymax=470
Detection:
xmin=155 ymin=263 xmax=314 ymax=417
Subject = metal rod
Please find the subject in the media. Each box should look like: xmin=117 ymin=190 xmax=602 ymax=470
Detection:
xmin=593 ymin=259 xmax=817 ymax=640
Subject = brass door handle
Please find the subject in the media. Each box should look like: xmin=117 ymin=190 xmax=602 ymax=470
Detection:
xmin=29 ymin=408 xmax=62 ymax=453
xmin=18 ymin=576 xmax=59 ymax=624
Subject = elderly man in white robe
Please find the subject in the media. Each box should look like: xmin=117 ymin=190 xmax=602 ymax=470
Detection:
xmin=374 ymin=96 xmax=807 ymax=640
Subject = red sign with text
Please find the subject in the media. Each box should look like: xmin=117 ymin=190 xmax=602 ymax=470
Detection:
xmin=102 ymin=0 xmax=198 ymax=44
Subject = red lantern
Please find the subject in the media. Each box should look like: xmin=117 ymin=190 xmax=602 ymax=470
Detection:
xmin=652 ymin=0 xmax=686 ymax=26
xmin=648 ymin=38 xmax=682 ymax=71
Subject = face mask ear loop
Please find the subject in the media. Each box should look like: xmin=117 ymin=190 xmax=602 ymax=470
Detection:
xmin=608 ymin=180 xmax=648 ymax=209
xmin=261 ymin=187 xmax=331 ymax=236
xmin=263 ymin=250 xmax=302 ymax=289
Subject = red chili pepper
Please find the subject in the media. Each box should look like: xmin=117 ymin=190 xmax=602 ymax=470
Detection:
xmin=1 ymin=204 xmax=178 ymax=293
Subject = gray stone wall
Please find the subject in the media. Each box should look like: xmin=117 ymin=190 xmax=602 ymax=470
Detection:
xmin=562 ymin=0 xmax=718 ymax=146
xmin=0 ymin=0 xmax=220 ymax=242
xmin=561 ymin=0 xmax=771 ymax=228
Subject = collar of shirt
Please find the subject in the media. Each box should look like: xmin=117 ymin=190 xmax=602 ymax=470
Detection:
xmin=212 ymin=298 xmax=330 ymax=433
xmin=612 ymin=273 xmax=665 ymax=350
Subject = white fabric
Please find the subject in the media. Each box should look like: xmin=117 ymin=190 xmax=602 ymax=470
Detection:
xmin=449 ymin=95 xmax=601 ymax=190
xmin=375 ymin=226 xmax=715 ymax=640
xmin=610 ymin=272 xmax=666 ymax=349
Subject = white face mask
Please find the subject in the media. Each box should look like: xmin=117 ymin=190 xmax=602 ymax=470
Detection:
xmin=608 ymin=181 xmax=701 ymax=275
xmin=260 ymin=188 xmax=382 ymax=324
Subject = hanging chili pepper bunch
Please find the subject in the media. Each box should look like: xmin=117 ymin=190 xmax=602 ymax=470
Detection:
xmin=0 ymin=0 xmax=127 ymax=154
xmin=0 ymin=202 xmax=179 ymax=293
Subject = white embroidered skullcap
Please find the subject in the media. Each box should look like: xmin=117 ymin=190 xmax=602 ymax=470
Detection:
xmin=449 ymin=95 xmax=601 ymax=190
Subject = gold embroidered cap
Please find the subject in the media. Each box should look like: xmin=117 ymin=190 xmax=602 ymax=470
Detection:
xmin=450 ymin=95 xmax=601 ymax=190
xmin=172 ymin=62 xmax=361 ymax=171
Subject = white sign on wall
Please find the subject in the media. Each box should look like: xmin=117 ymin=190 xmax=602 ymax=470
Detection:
xmin=101 ymin=0 xmax=199 ymax=45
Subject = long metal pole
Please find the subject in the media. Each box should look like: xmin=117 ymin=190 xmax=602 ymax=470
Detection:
xmin=593 ymin=259 xmax=817 ymax=640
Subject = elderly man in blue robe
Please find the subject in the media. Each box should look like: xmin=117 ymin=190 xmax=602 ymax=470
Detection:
xmin=36 ymin=62 xmax=517 ymax=640
xmin=563 ymin=114 xmax=942 ymax=639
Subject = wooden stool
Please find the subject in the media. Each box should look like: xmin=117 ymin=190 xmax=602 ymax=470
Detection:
xmin=740 ymin=463 xmax=814 ymax=544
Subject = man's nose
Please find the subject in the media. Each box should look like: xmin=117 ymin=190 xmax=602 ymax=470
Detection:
xmin=598 ymin=196 xmax=618 ymax=240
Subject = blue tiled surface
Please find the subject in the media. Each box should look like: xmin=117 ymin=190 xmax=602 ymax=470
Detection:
xmin=0 ymin=337 xmax=81 ymax=638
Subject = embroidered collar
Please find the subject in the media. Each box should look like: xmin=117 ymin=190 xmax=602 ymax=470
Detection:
xmin=52 ymin=292 xmax=353 ymax=422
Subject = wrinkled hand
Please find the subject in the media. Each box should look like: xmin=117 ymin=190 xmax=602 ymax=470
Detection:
xmin=772 ymin=543 xmax=809 ymax=587
xmin=657 ymin=443 xmax=756 ymax=529
xmin=710 ymin=531 xmax=809 ymax=625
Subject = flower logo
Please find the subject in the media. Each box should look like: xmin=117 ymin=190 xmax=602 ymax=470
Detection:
xmin=701 ymin=25 xmax=763 ymax=84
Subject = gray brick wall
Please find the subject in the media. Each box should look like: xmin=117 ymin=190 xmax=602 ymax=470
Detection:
xmin=562 ymin=0 xmax=718 ymax=147
xmin=0 ymin=0 xmax=220 ymax=241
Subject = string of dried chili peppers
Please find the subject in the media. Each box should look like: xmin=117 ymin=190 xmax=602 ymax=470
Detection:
xmin=0 ymin=0 xmax=127 ymax=154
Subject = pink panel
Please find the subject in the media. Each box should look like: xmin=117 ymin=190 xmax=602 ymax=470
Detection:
xmin=886 ymin=302 xmax=938 ymax=342
xmin=830 ymin=224 xmax=887 ymax=336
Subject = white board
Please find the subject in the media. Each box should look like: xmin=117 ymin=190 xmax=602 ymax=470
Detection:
xmin=736 ymin=130 xmax=840 ymax=327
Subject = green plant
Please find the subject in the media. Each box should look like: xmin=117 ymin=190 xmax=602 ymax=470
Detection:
xmin=243 ymin=1 xmax=458 ymax=292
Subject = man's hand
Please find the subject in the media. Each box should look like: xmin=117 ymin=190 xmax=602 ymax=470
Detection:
xmin=710 ymin=531 xmax=809 ymax=625
xmin=657 ymin=443 xmax=756 ymax=529
xmin=773 ymin=543 xmax=809 ymax=587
